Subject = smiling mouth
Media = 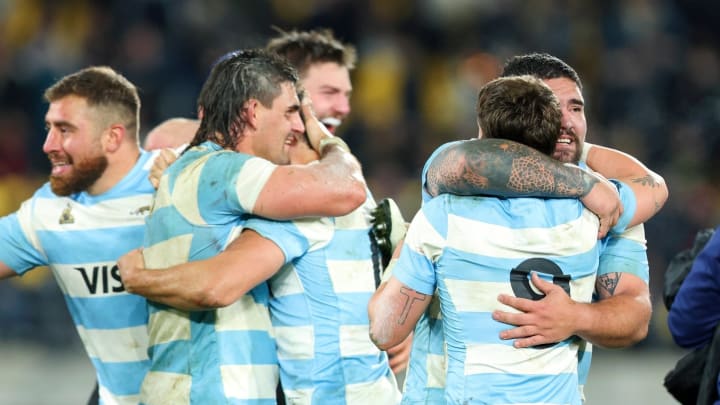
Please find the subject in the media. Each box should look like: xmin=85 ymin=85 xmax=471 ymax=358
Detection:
xmin=321 ymin=117 xmax=342 ymax=133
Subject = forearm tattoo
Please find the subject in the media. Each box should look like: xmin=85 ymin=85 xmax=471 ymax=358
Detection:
xmin=632 ymin=175 xmax=663 ymax=212
xmin=398 ymin=286 xmax=427 ymax=325
xmin=597 ymin=272 xmax=621 ymax=297
xmin=427 ymin=139 xmax=591 ymax=198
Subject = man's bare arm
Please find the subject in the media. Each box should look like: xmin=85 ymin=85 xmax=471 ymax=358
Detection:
xmin=585 ymin=144 xmax=668 ymax=227
xmin=0 ymin=261 xmax=17 ymax=280
xmin=425 ymin=138 xmax=621 ymax=237
xmin=426 ymin=138 xmax=598 ymax=199
xmin=368 ymin=277 xmax=431 ymax=350
xmin=118 ymin=230 xmax=285 ymax=311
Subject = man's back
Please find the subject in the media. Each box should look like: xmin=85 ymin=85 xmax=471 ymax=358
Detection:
xmin=245 ymin=194 xmax=401 ymax=405
xmin=142 ymin=141 xmax=279 ymax=404
xmin=395 ymin=194 xmax=600 ymax=404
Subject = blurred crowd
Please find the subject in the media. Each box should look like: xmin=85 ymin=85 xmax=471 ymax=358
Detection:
xmin=0 ymin=0 xmax=718 ymax=348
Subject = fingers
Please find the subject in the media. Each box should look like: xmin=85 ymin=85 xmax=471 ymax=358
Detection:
xmin=149 ymin=148 xmax=177 ymax=189
xmin=301 ymin=99 xmax=333 ymax=152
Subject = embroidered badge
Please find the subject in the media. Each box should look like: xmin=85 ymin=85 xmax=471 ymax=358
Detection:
xmin=130 ymin=205 xmax=152 ymax=216
xmin=59 ymin=203 xmax=74 ymax=224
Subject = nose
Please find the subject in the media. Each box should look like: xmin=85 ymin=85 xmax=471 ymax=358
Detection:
xmin=292 ymin=112 xmax=305 ymax=134
xmin=42 ymin=128 xmax=60 ymax=154
xmin=561 ymin=109 xmax=573 ymax=133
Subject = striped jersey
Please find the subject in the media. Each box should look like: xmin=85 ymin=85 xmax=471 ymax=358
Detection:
xmin=141 ymin=141 xmax=279 ymax=405
xmin=245 ymin=191 xmax=401 ymax=405
xmin=394 ymin=193 xmax=601 ymax=404
xmin=0 ymin=150 xmax=157 ymax=405
xmin=404 ymin=141 xmax=647 ymax=403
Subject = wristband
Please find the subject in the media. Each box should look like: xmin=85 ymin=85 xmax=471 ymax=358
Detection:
xmin=318 ymin=136 xmax=350 ymax=154
xmin=579 ymin=142 xmax=594 ymax=164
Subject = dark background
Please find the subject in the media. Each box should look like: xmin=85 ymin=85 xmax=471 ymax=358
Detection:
xmin=0 ymin=0 xmax=717 ymax=361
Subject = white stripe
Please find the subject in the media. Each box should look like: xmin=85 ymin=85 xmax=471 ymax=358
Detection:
xmin=447 ymin=210 xmax=598 ymax=258
xmin=144 ymin=234 xmax=193 ymax=268
xmin=77 ymin=324 xmax=149 ymax=362
xmin=269 ymin=265 xmax=304 ymax=298
xmin=616 ymin=223 xmax=646 ymax=244
xmin=282 ymin=387 xmax=314 ymax=404
xmin=327 ymin=259 xmax=376 ymax=293
xmin=293 ymin=217 xmax=334 ymax=251
xmin=221 ymin=364 xmax=278 ymax=399
xmin=234 ymin=157 xmax=276 ymax=213
xmin=172 ymin=153 xmax=210 ymax=224
xmin=426 ymin=353 xmax=446 ymax=388
xmin=445 ymin=276 xmax=596 ymax=313
xmin=52 ymin=262 xmax=126 ymax=298
xmin=464 ymin=343 xmax=578 ymax=376
xmin=404 ymin=211 xmax=446 ymax=262
xmin=275 ymin=325 xmax=314 ymax=360
xmin=334 ymin=201 xmax=374 ymax=230
xmin=215 ymin=294 xmax=273 ymax=332
xmin=152 ymin=173 xmax=172 ymax=210
xmin=98 ymin=385 xmax=141 ymax=405
xmin=141 ymin=371 xmax=191 ymax=405
xmin=16 ymin=199 xmax=45 ymax=255
xmin=340 ymin=324 xmax=381 ymax=357
xmin=148 ymin=308 xmax=191 ymax=346
xmin=30 ymin=195 xmax=151 ymax=231
xmin=345 ymin=374 xmax=401 ymax=404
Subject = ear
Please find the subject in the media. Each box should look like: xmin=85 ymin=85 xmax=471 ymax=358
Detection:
xmin=243 ymin=99 xmax=260 ymax=130
xmin=104 ymin=124 xmax=126 ymax=153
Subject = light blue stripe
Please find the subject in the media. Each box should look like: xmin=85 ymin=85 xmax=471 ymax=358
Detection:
xmin=147 ymin=339 xmax=191 ymax=374
xmin=336 ymin=292 xmax=373 ymax=324
xmin=599 ymin=236 xmax=649 ymax=281
xmin=453 ymin=372 xmax=582 ymax=404
xmin=91 ymin=357 xmax=150 ymax=396
xmin=270 ymin=294 xmax=310 ymax=327
xmin=0 ymin=213 xmax=45 ymax=272
xmin=326 ymin=228 xmax=372 ymax=260
xmin=37 ymin=225 xmax=146 ymax=263
xmin=216 ymin=330 xmax=277 ymax=365
xmin=67 ymin=294 xmax=147 ymax=329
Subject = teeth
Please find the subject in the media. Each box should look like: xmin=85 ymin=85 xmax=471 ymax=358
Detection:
xmin=557 ymin=139 xmax=571 ymax=144
xmin=321 ymin=117 xmax=342 ymax=127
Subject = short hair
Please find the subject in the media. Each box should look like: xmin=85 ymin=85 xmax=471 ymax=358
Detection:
xmin=476 ymin=75 xmax=561 ymax=156
xmin=266 ymin=28 xmax=357 ymax=75
xmin=501 ymin=53 xmax=582 ymax=90
xmin=44 ymin=66 xmax=141 ymax=139
xmin=193 ymin=48 xmax=298 ymax=149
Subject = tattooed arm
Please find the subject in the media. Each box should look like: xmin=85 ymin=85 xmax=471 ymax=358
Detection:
xmin=425 ymin=138 xmax=621 ymax=237
xmin=585 ymin=144 xmax=668 ymax=227
xmin=368 ymin=276 xmax=431 ymax=350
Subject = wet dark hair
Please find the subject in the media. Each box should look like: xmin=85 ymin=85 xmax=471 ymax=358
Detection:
xmin=476 ymin=75 xmax=562 ymax=156
xmin=501 ymin=53 xmax=582 ymax=90
xmin=192 ymin=48 xmax=298 ymax=149
xmin=266 ymin=28 xmax=356 ymax=75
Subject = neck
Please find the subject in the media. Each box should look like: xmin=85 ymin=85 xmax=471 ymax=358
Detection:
xmin=87 ymin=144 xmax=141 ymax=195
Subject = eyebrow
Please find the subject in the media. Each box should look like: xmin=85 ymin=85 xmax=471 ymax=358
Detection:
xmin=46 ymin=119 xmax=78 ymax=130
xmin=568 ymin=97 xmax=585 ymax=107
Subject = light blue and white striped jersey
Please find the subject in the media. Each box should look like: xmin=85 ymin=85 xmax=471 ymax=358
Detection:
xmin=405 ymin=141 xmax=647 ymax=403
xmin=394 ymin=193 xmax=601 ymax=404
xmin=141 ymin=141 xmax=279 ymax=405
xmin=0 ymin=150 xmax=156 ymax=405
xmin=246 ymin=191 xmax=401 ymax=405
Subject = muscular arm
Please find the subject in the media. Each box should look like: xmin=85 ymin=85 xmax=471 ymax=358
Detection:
xmin=255 ymin=145 xmax=366 ymax=219
xmin=368 ymin=276 xmax=430 ymax=350
xmin=118 ymin=230 xmax=285 ymax=311
xmin=585 ymin=144 xmax=668 ymax=227
xmin=425 ymin=138 xmax=598 ymax=199
xmin=494 ymin=266 xmax=651 ymax=349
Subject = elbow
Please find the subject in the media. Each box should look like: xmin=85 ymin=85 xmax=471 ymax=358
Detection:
xmin=195 ymin=283 xmax=237 ymax=309
xmin=328 ymin=180 xmax=367 ymax=216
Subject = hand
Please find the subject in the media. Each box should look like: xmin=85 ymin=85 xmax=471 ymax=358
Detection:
xmin=493 ymin=272 xmax=579 ymax=348
xmin=300 ymin=97 xmax=333 ymax=153
xmin=386 ymin=332 xmax=413 ymax=374
xmin=117 ymin=248 xmax=146 ymax=293
xmin=288 ymin=134 xmax=319 ymax=164
xmin=149 ymin=148 xmax=179 ymax=189
xmin=579 ymin=171 xmax=621 ymax=238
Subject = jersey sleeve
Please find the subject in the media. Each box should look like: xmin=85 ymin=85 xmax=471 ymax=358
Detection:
xmin=243 ymin=216 xmax=332 ymax=265
xmin=0 ymin=199 xmax=47 ymax=274
xmin=598 ymin=224 xmax=649 ymax=282
xmin=393 ymin=199 xmax=448 ymax=295
xmin=608 ymin=179 xmax=637 ymax=235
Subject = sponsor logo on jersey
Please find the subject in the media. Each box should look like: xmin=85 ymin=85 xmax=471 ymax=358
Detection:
xmin=73 ymin=264 xmax=124 ymax=294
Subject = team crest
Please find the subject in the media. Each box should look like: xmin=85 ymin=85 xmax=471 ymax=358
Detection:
xmin=59 ymin=203 xmax=74 ymax=224
xmin=130 ymin=205 xmax=152 ymax=216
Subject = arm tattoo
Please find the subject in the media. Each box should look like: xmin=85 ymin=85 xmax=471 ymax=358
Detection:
xmin=426 ymin=138 xmax=593 ymax=198
xmin=398 ymin=286 xmax=427 ymax=325
xmin=597 ymin=272 xmax=622 ymax=297
xmin=631 ymin=175 xmax=659 ymax=188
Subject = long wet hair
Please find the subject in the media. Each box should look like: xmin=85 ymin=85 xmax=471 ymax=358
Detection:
xmin=191 ymin=48 xmax=298 ymax=150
